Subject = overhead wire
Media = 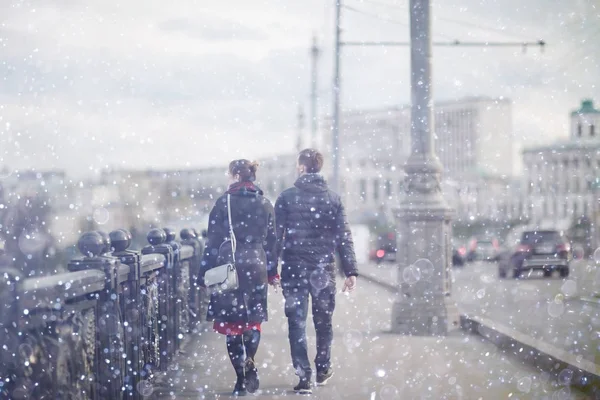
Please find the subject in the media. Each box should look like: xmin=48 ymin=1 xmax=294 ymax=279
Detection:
xmin=343 ymin=3 xmax=455 ymax=40
xmin=342 ymin=4 xmax=407 ymax=26
xmin=352 ymin=0 xmax=536 ymax=42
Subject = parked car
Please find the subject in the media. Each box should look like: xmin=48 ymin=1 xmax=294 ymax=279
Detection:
xmin=369 ymin=231 xmax=397 ymax=264
xmin=466 ymin=237 xmax=500 ymax=262
xmin=498 ymin=230 xmax=571 ymax=279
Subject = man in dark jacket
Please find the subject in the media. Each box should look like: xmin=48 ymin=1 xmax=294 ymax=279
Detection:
xmin=275 ymin=148 xmax=358 ymax=394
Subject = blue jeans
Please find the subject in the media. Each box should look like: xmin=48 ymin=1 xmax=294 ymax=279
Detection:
xmin=283 ymin=283 xmax=336 ymax=380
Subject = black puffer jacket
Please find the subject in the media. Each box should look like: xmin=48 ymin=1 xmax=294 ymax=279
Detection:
xmin=274 ymin=174 xmax=358 ymax=288
xmin=199 ymin=182 xmax=278 ymax=323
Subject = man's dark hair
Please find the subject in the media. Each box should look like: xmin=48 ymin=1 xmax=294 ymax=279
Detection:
xmin=298 ymin=148 xmax=324 ymax=173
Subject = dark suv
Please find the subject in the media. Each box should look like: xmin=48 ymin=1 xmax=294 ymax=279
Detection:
xmin=499 ymin=230 xmax=570 ymax=278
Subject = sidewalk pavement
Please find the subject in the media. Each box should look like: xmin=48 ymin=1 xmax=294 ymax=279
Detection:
xmin=361 ymin=260 xmax=600 ymax=393
xmin=149 ymin=276 xmax=587 ymax=399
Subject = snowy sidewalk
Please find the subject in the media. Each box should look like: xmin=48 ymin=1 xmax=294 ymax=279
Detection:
xmin=149 ymin=277 xmax=587 ymax=399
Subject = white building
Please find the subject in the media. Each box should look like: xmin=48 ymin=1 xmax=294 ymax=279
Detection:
xmin=436 ymin=97 xmax=513 ymax=179
xmin=523 ymin=99 xmax=600 ymax=229
xmin=320 ymin=97 xmax=514 ymax=221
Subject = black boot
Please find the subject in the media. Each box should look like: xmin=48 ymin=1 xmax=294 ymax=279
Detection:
xmin=233 ymin=376 xmax=247 ymax=396
xmin=293 ymin=378 xmax=312 ymax=395
xmin=244 ymin=358 xmax=259 ymax=393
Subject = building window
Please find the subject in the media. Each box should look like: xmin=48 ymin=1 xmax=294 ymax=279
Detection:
xmin=360 ymin=179 xmax=367 ymax=202
xmin=543 ymin=200 xmax=547 ymax=218
xmin=385 ymin=179 xmax=392 ymax=197
xmin=563 ymin=202 xmax=568 ymax=218
xmin=584 ymin=201 xmax=589 ymax=217
xmin=591 ymin=124 xmax=596 ymax=137
xmin=574 ymin=202 xmax=578 ymax=217
xmin=577 ymin=123 xmax=582 ymax=137
xmin=373 ymin=179 xmax=380 ymax=201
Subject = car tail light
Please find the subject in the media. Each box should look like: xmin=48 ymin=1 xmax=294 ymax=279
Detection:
xmin=469 ymin=239 xmax=477 ymax=251
xmin=492 ymin=239 xmax=499 ymax=250
xmin=516 ymin=244 xmax=531 ymax=253
xmin=556 ymin=243 xmax=570 ymax=252
xmin=376 ymin=249 xmax=385 ymax=258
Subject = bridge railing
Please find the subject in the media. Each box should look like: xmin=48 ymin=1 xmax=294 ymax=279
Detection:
xmin=0 ymin=227 xmax=205 ymax=400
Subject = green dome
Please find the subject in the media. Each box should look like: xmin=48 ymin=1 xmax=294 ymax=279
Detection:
xmin=571 ymin=99 xmax=600 ymax=115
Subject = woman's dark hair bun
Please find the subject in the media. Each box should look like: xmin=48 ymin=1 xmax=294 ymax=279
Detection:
xmin=249 ymin=161 xmax=259 ymax=173
xmin=229 ymin=159 xmax=258 ymax=182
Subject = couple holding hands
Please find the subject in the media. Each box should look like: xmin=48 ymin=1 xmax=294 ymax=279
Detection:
xmin=198 ymin=148 xmax=358 ymax=396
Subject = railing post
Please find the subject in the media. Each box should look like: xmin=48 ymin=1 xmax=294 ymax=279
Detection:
xmin=69 ymin=232 xmax=125 ymax=399
xmin=163 ymin=228 xmax=182 ymax=352
xmin=0 ymin=261 xmax=24 ymax=399
xmin=110 ymin=229 xmax=142 ymax=400
xmin=141 ymin=229 xmax=173 ymax=370
xmin=180 ymin=228 xmax=205 ymax=330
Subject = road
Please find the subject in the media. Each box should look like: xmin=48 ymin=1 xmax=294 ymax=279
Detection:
xmin=363 ymin=260 xmax=600 ymax=365
xmin=454 ymin=261 xmax=599 ymax=365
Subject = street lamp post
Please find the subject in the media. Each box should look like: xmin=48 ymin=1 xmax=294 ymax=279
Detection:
xmin=392 ymin=0 xmax=459 ymax=335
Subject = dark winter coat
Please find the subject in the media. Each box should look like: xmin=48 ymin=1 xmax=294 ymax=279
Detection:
xmin=199 ymin=182 xmax=278 ymax=324
xmin=274 ymin=173 xmax=358 ymax=288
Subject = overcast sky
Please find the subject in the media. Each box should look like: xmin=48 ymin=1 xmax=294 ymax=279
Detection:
xmin=1 ymin=0 xmax=598 ymax=178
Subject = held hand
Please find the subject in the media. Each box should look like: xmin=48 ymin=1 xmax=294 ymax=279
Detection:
xmin=269 ymin=278 xmax=281 ymax=293
xmin=342 ymin=276 xmax=357 ymax=293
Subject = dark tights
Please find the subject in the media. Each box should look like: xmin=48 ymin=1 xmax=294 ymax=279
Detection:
xmin=226 ymin=330 xmax=261 ymax=379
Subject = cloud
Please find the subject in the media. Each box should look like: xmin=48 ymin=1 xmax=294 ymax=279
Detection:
xmin=158 ymin=17 xmax=269 ymax=42
xmin=0 ymin=0 xmax=598 ymax=178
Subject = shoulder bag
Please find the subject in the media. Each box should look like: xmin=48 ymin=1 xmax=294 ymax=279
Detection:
xmin=204 ymin=194 xmax=240 ymax=294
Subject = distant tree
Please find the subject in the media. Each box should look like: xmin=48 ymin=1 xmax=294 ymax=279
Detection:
xmin=0 ymin=191 xmax=57 ymax=276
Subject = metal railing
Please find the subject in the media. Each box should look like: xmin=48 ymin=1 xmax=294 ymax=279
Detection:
xmin=0 ymin=227 xmax=206 ymax=399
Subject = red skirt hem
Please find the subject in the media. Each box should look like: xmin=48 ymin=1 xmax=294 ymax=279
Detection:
xmin=213 ymin=322 xmax=262 ymax=335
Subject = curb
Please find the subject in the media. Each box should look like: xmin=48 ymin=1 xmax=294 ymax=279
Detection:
xmin=360 ymin=271 xmax=397 ymax=292
xmin=461 ymin=313 xmax=600 ymax=392
xmin=360 ymin=269 xmax=600 ymax=393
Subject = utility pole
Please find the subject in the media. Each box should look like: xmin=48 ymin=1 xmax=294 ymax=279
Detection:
xmin=331 ymin=0 xmax=342 ymax=193
xmin=310 ymin=35 xmax=320 ymax=148
xmin=296 ymin=105 xmax=305 ymax=152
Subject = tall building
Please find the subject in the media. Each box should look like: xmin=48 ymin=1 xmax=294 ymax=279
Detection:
xmin=523 ymin=99 xmax=600 ymax=230
xmin=320 ymin=97 xmax=514 ymax=221
xmin=436 ymin=97 xmax=513 ymax=179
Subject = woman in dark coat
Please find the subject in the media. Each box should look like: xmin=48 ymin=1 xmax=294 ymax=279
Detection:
xmin=199 ymin=159 xmax=280 ymax=396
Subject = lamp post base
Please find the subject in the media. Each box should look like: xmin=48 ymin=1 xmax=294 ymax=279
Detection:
xmin=391 ymin=297 xmax=459 ymax=335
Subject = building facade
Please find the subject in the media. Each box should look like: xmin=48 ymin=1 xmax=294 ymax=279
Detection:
xmin=321 ymin=97 xmax=514 ymax=222
xmin=436 ymin=97 xmax=513 ymax=179
xmin=523 ymin=99 xmax=600 ymax=230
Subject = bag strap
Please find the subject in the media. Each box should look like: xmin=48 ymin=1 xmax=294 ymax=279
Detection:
xmin=227 ymin=194 xmax=237 ymax=262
